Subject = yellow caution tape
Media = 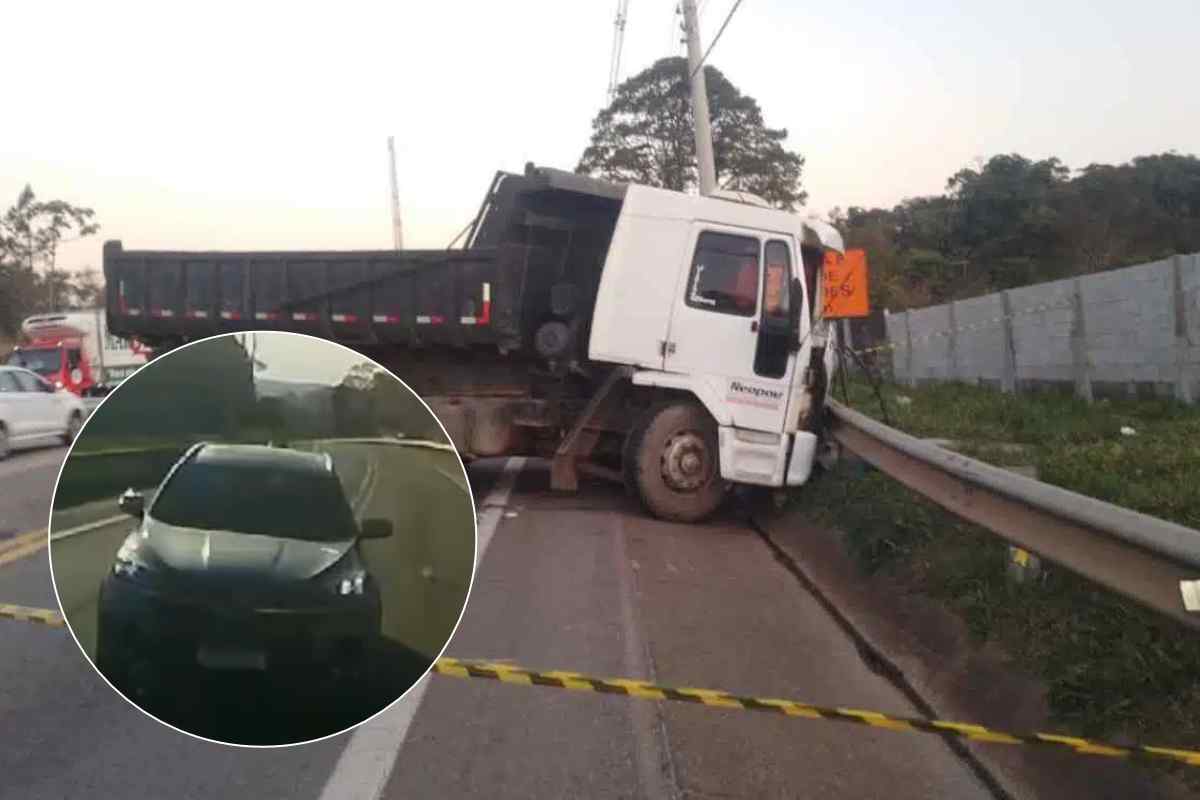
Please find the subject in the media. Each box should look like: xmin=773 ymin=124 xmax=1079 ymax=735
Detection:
xmin=0 ymin=603 xmax=66 ymax=628
xmin=5 ymin=604 xmax=1195 ymax=768
xmin=433 ymin=658 xmax=1200 ymax=768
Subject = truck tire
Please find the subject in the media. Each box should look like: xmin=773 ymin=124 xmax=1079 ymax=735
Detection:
xmin=623 ymin=401 xmax=726 ymax=523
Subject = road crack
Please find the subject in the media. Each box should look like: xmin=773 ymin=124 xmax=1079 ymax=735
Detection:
xmin=739 ymin=500 xmax=1014 ymax=800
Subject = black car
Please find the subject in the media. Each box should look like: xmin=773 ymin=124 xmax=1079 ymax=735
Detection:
xmin=96 ymin=442 xmax=392 ymax=704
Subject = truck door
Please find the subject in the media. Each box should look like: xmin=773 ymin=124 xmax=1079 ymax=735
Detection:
xmin=663 ymin=226 xmax=798 ymax=433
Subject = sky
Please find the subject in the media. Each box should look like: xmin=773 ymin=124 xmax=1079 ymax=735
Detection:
xmin=2 ymin=0 xmax=1197 ymax=276
xmin=244 ymin=332 xmax=365 ymax=385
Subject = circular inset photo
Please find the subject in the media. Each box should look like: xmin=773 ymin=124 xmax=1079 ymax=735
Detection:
xmin=48 ymin=332 xmax=476 ymax=746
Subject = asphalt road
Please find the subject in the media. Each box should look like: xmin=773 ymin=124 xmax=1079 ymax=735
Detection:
xmin=0 ymin=445 xmax=67 ymax=537
xmin=1 ymin=449 xmax=993 ymax=799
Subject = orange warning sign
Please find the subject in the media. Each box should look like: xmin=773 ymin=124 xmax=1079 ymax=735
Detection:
xmin=822 ymin=249 xmax=870 ymax=318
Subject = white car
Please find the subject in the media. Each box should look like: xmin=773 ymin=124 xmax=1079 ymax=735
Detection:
xmin=0 ymin=365 xmax=86 ymax=459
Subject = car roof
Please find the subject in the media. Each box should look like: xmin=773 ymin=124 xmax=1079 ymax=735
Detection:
xmin=191 ymin=443 xmax=333 ymax=474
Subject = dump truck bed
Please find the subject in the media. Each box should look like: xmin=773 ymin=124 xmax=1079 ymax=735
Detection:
xmin=105 ymin=241 xmax=541 ymax=349
xmin=104 ymin=165 xmax=627 ymax=359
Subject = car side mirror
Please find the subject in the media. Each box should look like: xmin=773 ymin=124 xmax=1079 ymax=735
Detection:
xmin=118 ymin=488 xmax=145 ymax=518
xmin=359 ymin=518 xmax=393 ymax=540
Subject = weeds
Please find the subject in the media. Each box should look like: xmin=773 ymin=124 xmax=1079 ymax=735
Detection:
xmin=797 ymin=378 xmax=1200 ymax=773
xmin=839 ymin=378 xmax=1200 ymax=528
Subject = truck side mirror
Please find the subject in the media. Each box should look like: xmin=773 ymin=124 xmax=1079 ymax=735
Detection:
xmin=118 ymin=488 xmax=145 ymax=518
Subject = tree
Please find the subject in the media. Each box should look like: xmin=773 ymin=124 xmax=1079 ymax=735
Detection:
xmin=945 ymin=154 xmax=1070 ymax=289
xmin=72 ymin=269 xmax=105 ymax=308
xmin=0 ymin=186 xmax=100 ymax=335
xmin=576 ymin=57 xmax=807 ymax=209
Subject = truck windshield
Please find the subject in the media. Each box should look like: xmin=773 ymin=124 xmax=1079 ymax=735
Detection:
xmin=150 ymin=462 xmax=359 ymax=542
xmin=5 ymin=348 xmax=61 ymax=376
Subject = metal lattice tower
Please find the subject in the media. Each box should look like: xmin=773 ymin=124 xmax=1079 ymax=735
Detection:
xmin=606 ymin=0 xmax=631 ymax=101
xmin=387 ymin=136 xmax=403 ymax=250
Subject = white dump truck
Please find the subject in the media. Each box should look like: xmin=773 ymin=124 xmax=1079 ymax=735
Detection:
xmin=104 ymin=164 xmax=849 ymax=521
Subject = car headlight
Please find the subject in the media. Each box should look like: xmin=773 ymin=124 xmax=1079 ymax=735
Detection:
xmin=336 ymin=572 xmax=366 ymax=596
xmin=112 ymin=540 xmax=154 ymax=580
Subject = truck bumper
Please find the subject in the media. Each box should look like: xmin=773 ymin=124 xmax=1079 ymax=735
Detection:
xmin=785 ymin=431 xmax=819 ymax=486
xmin=717 ymin=428 xmax=819 ymax=488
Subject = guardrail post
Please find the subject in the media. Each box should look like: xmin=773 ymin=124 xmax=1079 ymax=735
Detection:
xmin=947 ymin=301 xmax=960 ymax=382
xmin=1070 ymin=278 xmax=1093 ymax=402
xmin=1000 ymin=291 xmax=1017 ymax=394
xmin=904 ymin=310 xmax=917 ymax=388
xmin=1173 ymin=254 xmax=1196 ymax=404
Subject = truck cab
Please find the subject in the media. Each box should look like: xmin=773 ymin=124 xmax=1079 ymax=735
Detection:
xmin=588 ymin=183 xmax=841 ymax=513
xmin=8 ymin=312 xmax=147 ymax=398
xmin=5 ymin=337 xmax=94 ymax=395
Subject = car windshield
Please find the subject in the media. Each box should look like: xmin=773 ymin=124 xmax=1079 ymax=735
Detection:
xmin=5 ymin=348 xmax=60 ymax=376
xmin=150 ymin=462 xmax=358 ymax=542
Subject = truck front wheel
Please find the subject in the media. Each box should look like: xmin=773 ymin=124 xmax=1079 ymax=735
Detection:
xmin=623 ymin=402 xmax=726 ymax=523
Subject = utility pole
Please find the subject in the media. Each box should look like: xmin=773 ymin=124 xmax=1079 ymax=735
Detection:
xmin=681 ymin=0 xmax=716 ymax=196
xmin=387 ymin=136 xmax=403 ymax=250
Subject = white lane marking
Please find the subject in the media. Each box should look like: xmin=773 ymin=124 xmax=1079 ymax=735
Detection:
xmin=49 ymin=514 xmax=129 ymax=542
xmin=317 ymin=457 xmax=526 ymax=800
xmin=352 ymin=457 xmax=379 ymax=518
xmin=434 ymin=465 xmax=470 ymax=495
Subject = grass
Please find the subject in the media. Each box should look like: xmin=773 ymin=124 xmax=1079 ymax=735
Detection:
xmin=836 ymin=377 xmax=1200 ymax=528
xmin=794 ymin=377 xmax=1200 ymax=783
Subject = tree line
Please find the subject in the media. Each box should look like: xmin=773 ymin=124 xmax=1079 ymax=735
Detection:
xmin=84 ymin=335 xmax=256 ymax=440
xmin=829 ymin=152 xmax=1200 ymax=311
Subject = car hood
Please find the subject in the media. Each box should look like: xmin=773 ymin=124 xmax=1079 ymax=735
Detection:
xmin=142 ymin=517 xmax=355 ymax=582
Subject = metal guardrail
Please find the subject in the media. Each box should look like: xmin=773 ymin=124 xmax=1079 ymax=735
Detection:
xmin=826 ymin=399 xmax=1200 ymax=632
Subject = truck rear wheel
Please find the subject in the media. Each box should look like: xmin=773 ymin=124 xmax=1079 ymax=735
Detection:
xmin=623 ymin=401 xmax=726 ymax=523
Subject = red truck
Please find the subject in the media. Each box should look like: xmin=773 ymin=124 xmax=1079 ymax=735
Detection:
xmin=5 ymin=311 xmax=147 ymax=400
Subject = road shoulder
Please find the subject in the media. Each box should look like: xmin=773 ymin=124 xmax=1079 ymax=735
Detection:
xmin=752 ymin=503 xmax=1190 ymax=800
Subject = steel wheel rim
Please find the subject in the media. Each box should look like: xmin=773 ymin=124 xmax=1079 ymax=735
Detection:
xmin=660 ymin=429 xmax=711 ymax=492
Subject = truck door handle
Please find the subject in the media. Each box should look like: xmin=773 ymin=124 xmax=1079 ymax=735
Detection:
xmin=750 ymin=320 xmax=759 ymax=332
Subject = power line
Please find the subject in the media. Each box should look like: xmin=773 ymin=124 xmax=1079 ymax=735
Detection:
xmin=689 ymin=0 xmax=745 ymax=78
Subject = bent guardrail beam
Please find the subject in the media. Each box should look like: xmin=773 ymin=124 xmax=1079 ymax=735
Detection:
xmin=827 ymin=399 xmax=1200 ymax=631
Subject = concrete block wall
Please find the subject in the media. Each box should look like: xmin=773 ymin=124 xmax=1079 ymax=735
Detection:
xmin=1008 ymin=277 xmax=1076 ymax=386
xmin=953 ymin=294 xmax=1008 ymax=387
xmin=885 ymin=252 xmax=1200 ymax=403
